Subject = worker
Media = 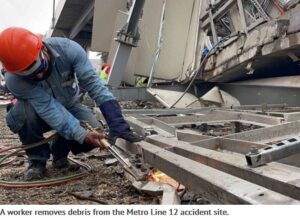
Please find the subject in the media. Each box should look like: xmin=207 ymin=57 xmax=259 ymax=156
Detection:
xmin=0 ymin=68 xmax=4 ymax=94
xmin=136 ymin=76 xmax=149 ymax=87
xmin=0 ymin=27 xmax=143 ymax=181
xmin=99 ymin=63 xmax=111 ymax=83
xmin=0 ymin=68 xmax=10 ymax=96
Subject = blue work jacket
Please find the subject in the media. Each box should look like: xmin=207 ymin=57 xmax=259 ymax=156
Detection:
xmin=5 ymin=37 xmax=115 ymax=144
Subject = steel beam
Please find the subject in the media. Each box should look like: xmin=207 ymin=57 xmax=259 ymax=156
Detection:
xmin=135 ymin=118 xmax=176 ymax=137
xmin=217 ymin=110 xmax=283 ymax=126
xmin=202 ymin=0 xmax=237 ymax=30
xmin=226 ymin=120 xmax=300 ymax=143
xmin=125 ymin=116 xmax=156 ymax=136
xmin=107 ymin=0 xmax=145 ymax=87
xmin=230 ymin=104 xmax=288 ymax=111
xmin=191 ymin=137 xmax=266 ymax=154
xmin=208 ymin=5 xmax=218 ymax=44
xmin=237 ymin=0 xmax=248 ymax=34
xmin=69 ymin=0 xmax=95 ymax=39
xmin=176 ymin=130 xmax=212 ymax=142
xmin=122 ymin=107 xmax=212 ymax=116
xmin=246 ymin=136 xmax=300 ymax=167
xmin=46 ymin=0 xmax=66 ymax=37
xmin=284 ymin=112 xmax=300 ymax=122
xmin=109 ymin=87 xmax=155 ymax=101
xmin=156 ymin=110 xmax=281 ymax=126
xmin=136 ymin=141 xmax=299 ymax=204
xmin=146 ymin=136 xmax=300 ymax=201
xmin=156 ymin=111 xmax=238 ymax=125
xmin=107 ymin=44 xmax=133 ymax=87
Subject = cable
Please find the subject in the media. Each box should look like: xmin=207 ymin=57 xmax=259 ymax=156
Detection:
xmin=0 ymin=133 xmax=91 ymax=188
xmin=147 ymin=0 xmax=166 ymax=88
xmin=169 ymin=35 xmax=233 ymax=108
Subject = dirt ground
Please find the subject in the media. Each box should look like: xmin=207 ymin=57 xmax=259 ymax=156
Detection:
xmin=0 ymin=101 xmax=208 ymax=205
xmin=0 ymin=106 xmax=157 ymax=205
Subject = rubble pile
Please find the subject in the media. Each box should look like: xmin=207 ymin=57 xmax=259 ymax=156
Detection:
xmin=119 ymin=100 xmax=165 ymax=109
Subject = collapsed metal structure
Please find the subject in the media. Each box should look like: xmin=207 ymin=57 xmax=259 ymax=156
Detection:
xmin=47 ymin=0 xmax=300 ymax=204
xmin=95 ymin=105 xmax=300 ymax=204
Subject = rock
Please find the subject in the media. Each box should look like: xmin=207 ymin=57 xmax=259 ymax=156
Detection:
xmin=80 ymin=190 xmax=94 ymax=198
xmin=104 ymin=158 xmax=118 ymax=166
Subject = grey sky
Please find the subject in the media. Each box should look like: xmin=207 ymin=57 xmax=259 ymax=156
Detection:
xmin=0 ymin=0 xmax=59 ymax=34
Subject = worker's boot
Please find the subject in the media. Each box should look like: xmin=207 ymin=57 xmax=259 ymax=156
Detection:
xmin=99 ymin=100 xmax=143 ymax=144
xmin=50 ymin=137 xmax=70 ymax=169
xmin=24 ymin=160 xmax=46 ymax=181
xmin=52 ymin=157 xmax=70 ymax=169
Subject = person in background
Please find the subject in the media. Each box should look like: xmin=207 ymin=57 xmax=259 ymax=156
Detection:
xmin=99 ymin=63 xmax=111 ymax=84
xmin=0 ymin=68 xmax=5 ymax=94
xmin=136 ymin=76 xmax=148 ymax=87
xmin=0 ymin=27 xmax=142 ymax=181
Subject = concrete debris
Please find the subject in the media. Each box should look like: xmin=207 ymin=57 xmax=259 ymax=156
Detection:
xmin=147 ymin=88 xmax=204 ymax=108
xmin=200 ymin=86 xmax=240 ymax=107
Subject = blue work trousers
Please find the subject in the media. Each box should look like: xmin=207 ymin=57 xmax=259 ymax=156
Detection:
xmin=6 ymin=101 xmax=101 ymax=163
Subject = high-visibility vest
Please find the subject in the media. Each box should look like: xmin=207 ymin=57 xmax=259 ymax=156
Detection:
xmin=100 ymin=66 xmax=110 ymax=83
xmin=136 ymin=76 xmax=147 ymax=87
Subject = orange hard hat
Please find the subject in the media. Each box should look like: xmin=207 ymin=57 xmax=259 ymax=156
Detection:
xmin=0 ymin=27 xmax=43 ymax=73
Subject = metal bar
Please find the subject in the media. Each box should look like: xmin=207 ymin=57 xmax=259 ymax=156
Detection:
xmin=109 ymin=87 xmax=156 ymax=101
xmin=46 ymin=0 xmax=67 ymax=37
xmin=125 ymin=116 xmax=156 ymax=136
xmin=100 ymin=139 xmax=145 ymax=181
xmin=146 ymin=136 xmax=300 ymax=201
xmin=216 ymin=110 xmax=283 ymax=126
xmin=51 ymin=0 xmax=56 ymax=29
xmin=156 ymin=110 xmax=280 ymax=126
xmin=191 ymin=137 xmax=266 ymax=154
xmin=226 ymin=120 xmax=300 ymax=143
xmin=200 ymin=0 xmax=225 ymax=21
xmin=107 ymin=0 xmax=145 ymax=87
xmin=152 ymin=118 xmax=177 ymax=136
xmin=229 ymin=104 xmax=288 ymax=111
xmin=136 ymin=118 xmax=176 ymax=137
xmin=137 ymin=141 xmax=299 ymax=204
xmin=246 ymin=136 xmax=300 ymax=167
xmin=249 ymin=0 xmax=270 ymax=21
xmin=107 ymin=44 xmax=132 ymax=87
xmin=125 ymin=0 xmax=145 ymax=38
xmin=147 ymin=0 xmax=166 ymax=88
xmin=156 ymin=111 xmax=238 ymax=125
xmin=237 ymin=0 xmax=248 ymax=34
xmin=122 ymin=107 xmax=212 ymax=116
xmin=284 ymin=112 xmax=300 ymax=122
xmin=202 ymin=0 xmax=237 ymax=29
xmin=208 ymin=4 xmax=218 ymax=44
xmin=102 ymin=139 xmax=132 ymax=168
xmin=176 ymin=129 xmax=212 ymax=142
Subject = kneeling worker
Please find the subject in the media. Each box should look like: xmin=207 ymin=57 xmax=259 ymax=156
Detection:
xmin=0 ymin=27 xmax=142 ymax=180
